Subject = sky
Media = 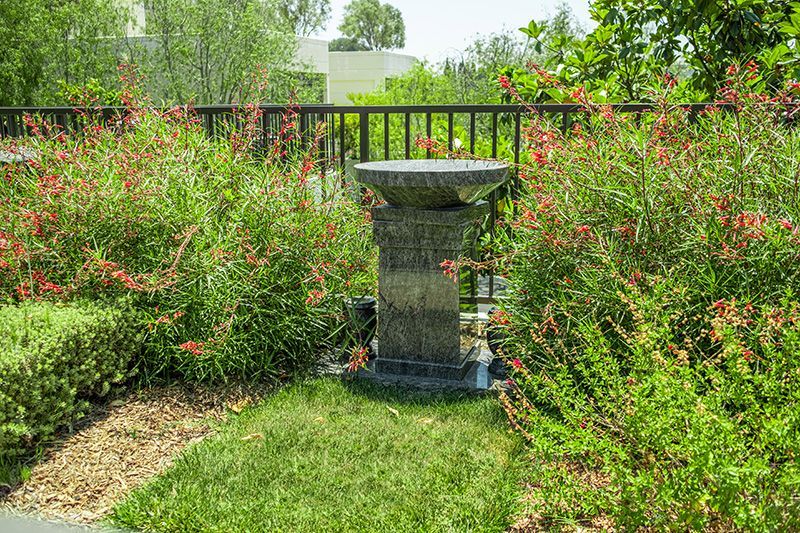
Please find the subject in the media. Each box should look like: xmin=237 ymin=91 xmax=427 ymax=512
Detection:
xmin=313 ymin=0 xmax=593 ymax=63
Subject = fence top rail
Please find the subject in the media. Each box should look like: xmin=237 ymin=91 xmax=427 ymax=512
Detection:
xmin=0 ymin=102 xmax=732 ymax=116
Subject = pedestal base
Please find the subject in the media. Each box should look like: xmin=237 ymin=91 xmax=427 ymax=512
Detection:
xmin=371 ymin=202 xmax=490 ymax=367
xmin=354 ymin=342 xmax=493 ymax=392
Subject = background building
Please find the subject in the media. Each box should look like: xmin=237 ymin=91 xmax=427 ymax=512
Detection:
xmin=118 ymin=0 xmax=417 ymax=104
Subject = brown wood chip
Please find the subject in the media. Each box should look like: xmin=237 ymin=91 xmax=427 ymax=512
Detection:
xmin=1 ymin=382 xmax=269 ymax=525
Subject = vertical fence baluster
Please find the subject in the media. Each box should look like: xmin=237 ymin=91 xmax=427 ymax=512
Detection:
xmin=462 ymin=113 xmax=480 ymax=305
xmin=8 ymin=114 xmax=18 ymax=137
xmin=261 ymin=108 xmax=269 ymax=152
xmin=57 ymin=113 xmax=67 ymax=135
xmin=329 ymin=112 xmax=336 ymax=162
xmin=488 ymin=112 xmax=500 ymax=300
xmin=469 ymin=113 xmax=476 ymax=154
xmin=300 ymin=112 xmax=308 ymax=150
xmin=468 ymin=112 xmax=478 ymax=303
xmin=384 ymin=113 xmax=390 ymax=160
xmin=318 ymin=112 xmax=325 ymax=154
xmin=491 ymin=113 xmax=498 ymax=158
xmin=447 ymin=113 xmax=454 ymax=152
xmin=339 ymin=113 xmax=346 ymax=169
xmin=359 ymin=112 xmax=370 ymax=163
xmin=404 ymin=113 xmax=411 ymax=159
xmin=208 ymin=113 xmax=216 ymax=139
xmin=425 ymin=113 xmax=432 ymax=159
xmin=513 ymin=112 xmax=522 ymax=200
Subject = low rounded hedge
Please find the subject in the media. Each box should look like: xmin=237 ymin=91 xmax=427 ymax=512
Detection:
xmin=0 ymin=300 xmax=140 ymax=458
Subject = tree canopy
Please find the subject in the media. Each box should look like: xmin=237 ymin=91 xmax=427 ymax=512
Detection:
xmin=0 ymin=0 xmax=124 ymax=106
xmin=351 ymin=4 xmax=583 ymax=105
xmin=329 ymin=37 xmax=370 ymax=52
xmin=0 ymin=0 xmax=324 ymax=105
xmin=338 ymin=0 xmax=405 ymax=51
xmin=508 ymin=0 xmax=800 ymax=102
xmin=277 ymin=0 xmax=332 ymax=37
xmin=136 ymin=0 xmax=301 ymax=104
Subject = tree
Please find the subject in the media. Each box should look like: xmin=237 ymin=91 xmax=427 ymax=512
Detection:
xmin=588 ymin=0 xmax=796 ymax=96
xmin=0 ymin=0 xmax=49 ymax=105
xmin=510 ymin=0 xmax=800 ymax=102
xmin=138 ymin=0 xmax=301 ymax=104
xmin=0 ymin=0 xmax=124 ymax=106
xmin=349 ymin=6 xmax=583 ymax=106
xmin=338 ymin=0 xmax=405 ymax=51
xmin=329 ymin=37 xmax=369 ymax=52
xmin=278 ymin=0 xmax=331 ymax=37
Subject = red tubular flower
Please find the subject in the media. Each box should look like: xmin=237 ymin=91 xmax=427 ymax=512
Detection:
xmin=347 ymin=346 xmax=370 ymax=372
xmin=179 ymin=340 xmax=205 ymax=355
xmin=439 ymin=259 xmax=458 ymax=282
xmin=305 ymin=289 xmax=327 ymax=306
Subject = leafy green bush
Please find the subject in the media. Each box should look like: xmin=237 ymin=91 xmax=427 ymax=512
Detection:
xmin=0 ymin=78 xmax=376 ymax=382
xmin=509 ymin=1 xmax=800 ymax=103
xmin=0 ymin=300 xmax=139 ymax=457
xmin=493 ymin=71 xmax=800 ymax=528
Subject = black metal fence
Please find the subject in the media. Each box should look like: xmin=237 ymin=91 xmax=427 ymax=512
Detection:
xmin=0 ymin=102 xmax=720 ymax=307
xmin=0 ymin=102 xmax=719 ymax=160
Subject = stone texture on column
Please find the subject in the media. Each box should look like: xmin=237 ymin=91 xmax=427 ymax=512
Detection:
xmin=371 ymin=201 xmax=489 ymax=379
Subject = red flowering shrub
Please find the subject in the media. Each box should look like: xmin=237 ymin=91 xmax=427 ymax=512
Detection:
xmin=0 ymin=88 xmax=376 ymax=382
xmin=494 ymin=68 xmax=800 ymax=528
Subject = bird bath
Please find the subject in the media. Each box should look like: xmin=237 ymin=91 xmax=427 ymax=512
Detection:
xmin=355 ymin=159 xmax=508 ymax=389
xmin=355 ymin=159 xmax=508 ymax=208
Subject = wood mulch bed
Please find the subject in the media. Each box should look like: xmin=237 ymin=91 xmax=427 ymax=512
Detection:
xmin=1 ymin=383 xmax=269 ymax=526
xmin=510 ymin=459 xmax=615 ymax=532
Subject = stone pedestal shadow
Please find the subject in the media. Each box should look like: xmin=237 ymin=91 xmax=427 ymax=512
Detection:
xmin=354 ymin=159 xmax=508 ymax=390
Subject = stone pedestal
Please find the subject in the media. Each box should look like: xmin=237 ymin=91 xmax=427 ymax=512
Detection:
xmin=370 ymin=201 xmax=489 ymax=381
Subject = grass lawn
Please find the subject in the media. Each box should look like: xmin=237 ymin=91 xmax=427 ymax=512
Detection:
xmin=110 ymin=378 xmax=526 ymax=532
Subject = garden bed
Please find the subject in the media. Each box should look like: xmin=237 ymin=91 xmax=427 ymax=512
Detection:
xmin=2 ymin=383 xmax=267 ymax=524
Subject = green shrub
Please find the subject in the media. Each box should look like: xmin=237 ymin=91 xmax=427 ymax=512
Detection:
xmin=0 ymin=300 xmax=139 ymax=458
xmin=0 ymin=80 xmax=377 ymax=382
xmin=493 ymin=70 xmax=800 ymax=528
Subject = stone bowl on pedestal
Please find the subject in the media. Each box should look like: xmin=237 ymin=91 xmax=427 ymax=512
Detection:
xmin=354 ymin=159 xmax=508 ymax=208
xmin=352 ymin=159 xmax=509 ymax=390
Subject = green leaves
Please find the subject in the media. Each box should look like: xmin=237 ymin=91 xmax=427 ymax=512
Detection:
xmin=777 ymin=8 xmax=800 ymax=37
xmin=277 ymin=0 xmax=332 ymax=37
xmin=512 ymin=0 xmax=800 ymax=104
xmin=519 ymin=20 xmax=544 ymax=39
xmin=338 ymin=0 xmax=405 ymax=51
xmin=497 ymin=92 xmax=800 ymax=529
xmin=0 ymin=300 xmax=139 ymax=458
xmin=0 ymin=0 xmax=124 ymax=106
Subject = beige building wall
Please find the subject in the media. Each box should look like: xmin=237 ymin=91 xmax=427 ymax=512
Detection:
xmin=116 ymin=0 xmax=146 ymax=36
xmin=329 ymin=52 xmax=417 ymax=104
xmin=296 ymin=37 xmax=331 ymax=100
